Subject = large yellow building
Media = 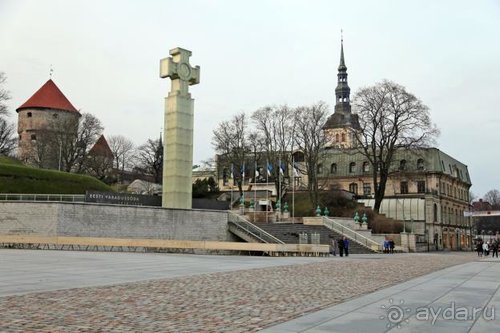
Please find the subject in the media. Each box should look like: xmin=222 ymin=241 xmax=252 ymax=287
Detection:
xmin=320 ymin=39 xmax=472 ymax=250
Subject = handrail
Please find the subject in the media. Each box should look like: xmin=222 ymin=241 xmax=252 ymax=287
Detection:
xmin=322 ymin=216 xmax=381 ymax=251
xmin=0 ymin=193 xmax=85 ymax=202
xmin=228 ymin=212 xmax=285 ymax=244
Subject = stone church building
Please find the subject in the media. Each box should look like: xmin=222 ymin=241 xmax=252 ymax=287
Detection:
xmin=216 ymin=39 xmax=472 ymax=250
xmin=320 ymin=40 xmax=472 ymax=250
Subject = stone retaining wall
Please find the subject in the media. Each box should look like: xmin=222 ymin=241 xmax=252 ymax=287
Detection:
xmin=0 ymin=202 xmax=233 ymax=242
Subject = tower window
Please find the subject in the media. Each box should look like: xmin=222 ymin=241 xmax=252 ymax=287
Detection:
xmin=363 ymin=162 xmax=369 ymax=172
xmin=330 ymin=163 xmax=337 ymax=174
xmin=349 ymin=162 xmax=356 ymax=173
xmin=30 ymin=134 xmax=36 ymax=141
xmin=399 ymin=159 xmax=407 ymax=170
xmin=53 ymin=113 xmax=58 ymax=119
xmin=317 ymin=163 xmax=323 ymax=174
xmin=27 ymin=112 xmax=32 ymax=118
xmin=417 ymin=159 xmax=425 ymax=170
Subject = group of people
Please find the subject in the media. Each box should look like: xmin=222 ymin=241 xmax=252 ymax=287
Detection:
xmin=383 ymin=238 xmax=395 ymax=254
xmin=476 ymin=239 xmax=499 ymax=258
xmin=330 ymin=236 xmax=350 ymax=257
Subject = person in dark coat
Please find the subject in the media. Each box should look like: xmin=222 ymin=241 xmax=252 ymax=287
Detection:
xmin=476 ymin=240 xmax=483 ymax=257
xmin=389 ymin=239 xmax=395 ymax=254
xmin=338 ymin=237 xmax=344 ymax=257
xmin=343 ymin=236 xmax=350 ymax=257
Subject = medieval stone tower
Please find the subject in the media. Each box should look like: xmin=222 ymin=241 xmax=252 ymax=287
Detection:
xmin=16 ymin=79 xmax=81 ymax=166
xmin=323 ymin=37 xmax=360 ymax=148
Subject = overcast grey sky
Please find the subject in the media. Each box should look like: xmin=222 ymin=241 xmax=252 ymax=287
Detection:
xmin=0 ymin=0 xmax=499 ymax=197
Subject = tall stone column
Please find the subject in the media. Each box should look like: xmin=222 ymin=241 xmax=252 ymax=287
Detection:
xmin=159 ymin=47 xmax=200 ymax=209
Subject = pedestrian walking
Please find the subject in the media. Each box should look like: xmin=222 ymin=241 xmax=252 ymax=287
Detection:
xmin=343 ymin=237 xmax=350 ymax=257
xmin=492 ymin=240 xmax=499 ymax=258
xmin=383 ymin=238 xmax=389 ymax=253
xmin=338 ymin=237 xmax=344 ymax=257
xmin=476 ymin=240 xmax=483 ymax=257
xmin=330 ymin=237 xmax=337 ymax=256
xmin=389 ymin=239 xmax=395 ymax=254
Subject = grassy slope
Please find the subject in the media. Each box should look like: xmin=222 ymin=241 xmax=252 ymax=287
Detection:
xmin=0 ymin=159 xmax=112 ymax=194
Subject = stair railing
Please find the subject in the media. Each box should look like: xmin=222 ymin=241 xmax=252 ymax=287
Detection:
xmin=322 ymin=216 xmax=381 ymax=252
xmin=228 ymin=212 xmax=285 ymax=244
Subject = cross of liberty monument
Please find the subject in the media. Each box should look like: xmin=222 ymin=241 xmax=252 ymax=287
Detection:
xmin=160 ymin=47 xmax=200 ymax=209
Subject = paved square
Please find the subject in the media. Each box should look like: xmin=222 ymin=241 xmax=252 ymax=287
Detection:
xmin=0 ymin=250 xmax=479 ymax=332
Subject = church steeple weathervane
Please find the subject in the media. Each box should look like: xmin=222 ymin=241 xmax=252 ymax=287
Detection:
xmin=335 ymin=31 xmax=351 ymax=114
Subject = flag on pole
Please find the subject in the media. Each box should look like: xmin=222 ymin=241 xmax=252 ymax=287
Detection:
xmin=267 ymin=162 xmax=273 ymax=176
xmin=241 ymin=163 xmax=245 ymax=179
xmin=279 ymin=161 xmax=285 ymax=175
xmin=255 ymin=164 xmax=260 ymax=178
xmin=230 ymin=164 xmax=234 ymax=179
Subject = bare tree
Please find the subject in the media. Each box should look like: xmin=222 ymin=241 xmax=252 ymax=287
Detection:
xmin=352 ymin=80 xmax=439 ymax=213
xmin=29 ymin=113 xmax=104 ymax=171
xmin=251 ymin=105 xmax=295 ymax=199
xmin=0 ymin=119 xmax=16 ymax=156
xmin=136 ymin=138 xmax=163 ymax=184
xmin=294 ymin=101 xmax=329 ymax=207
xmin=0 ymin=72 xmax=9 ymax=117
xmin=483 ymin=189 xmax=500 ymax=209
xmin=0 ymin=73 xmax=16 ymax=156
xmin=212 ymin=112 xmax=250 ymax=195
xmin=108 ymin=135 xmax=135 ymax=170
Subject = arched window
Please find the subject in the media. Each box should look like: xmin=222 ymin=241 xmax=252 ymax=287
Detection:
xmin=335 ymin=133 xmax=339 ymax=142
xmin=317 ymin=163 xmax=323 ymax=174
xmin=27 ymin=112 xmax=32 ymax=118
xmin=330 ymin=163 xmax=337 ymax=174
xmin=349 ymin=162 xmax=356 ymax=173
xmin=349 ymin=183 xmax=358 ymax=194
xmin=417 ymin=159 xmax=425 ymax=170
xmin=341 ymin=133 xmax=346 ymax=142
xmin=399 ymin=159 xmax=407 ymax=171
xmin=363 ymin=162 xmax=369 ymax=172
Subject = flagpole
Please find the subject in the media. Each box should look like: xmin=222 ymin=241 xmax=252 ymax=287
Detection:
xmin=254 ymin=161 xmax=257 ymax=222
xmin=242 ymin=163 xmax=245 ymax=215
xmin=266 ymin=159 xmax=269 ymax=223
xmin=278 ymin=157 xmax=281 ymax=223
xmin=292 ymin=155 xmax=295 ymax=223
xmin=230 ymin=163 xmax=233 ymax=211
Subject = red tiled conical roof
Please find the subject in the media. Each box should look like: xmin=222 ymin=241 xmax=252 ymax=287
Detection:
xmin=16 ymin=79 xmax=79 ymax=113
xmin=89 ymin=135 xmax=114 ymax=158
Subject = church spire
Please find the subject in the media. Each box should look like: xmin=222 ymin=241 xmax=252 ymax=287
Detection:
xmin=335 ymin=32 xmax=351 ymax=114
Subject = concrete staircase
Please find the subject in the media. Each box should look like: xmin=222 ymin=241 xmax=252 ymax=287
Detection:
xmin=255 ymin=223 xmax=376 ymax=254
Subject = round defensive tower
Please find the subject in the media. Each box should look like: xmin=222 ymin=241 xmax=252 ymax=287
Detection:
xmin=16 ymin=79 xmax=81 ymax=164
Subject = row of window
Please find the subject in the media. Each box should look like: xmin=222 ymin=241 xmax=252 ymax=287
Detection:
xmin=440 ymin=182 xmax=468 ymax=202
xmin=19 ymin=133 xmax=37 ymax=141
xmin=319 ymin=159 xmax=426 ymax=175
xmin=25 ymin=112 xmax=59 ymax=119
xmin=348 ymin=180 xmax=427 ymax=196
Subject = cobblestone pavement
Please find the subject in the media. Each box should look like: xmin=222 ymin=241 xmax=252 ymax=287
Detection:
xmin=0 ymin=253 xmax=475 ymax=332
